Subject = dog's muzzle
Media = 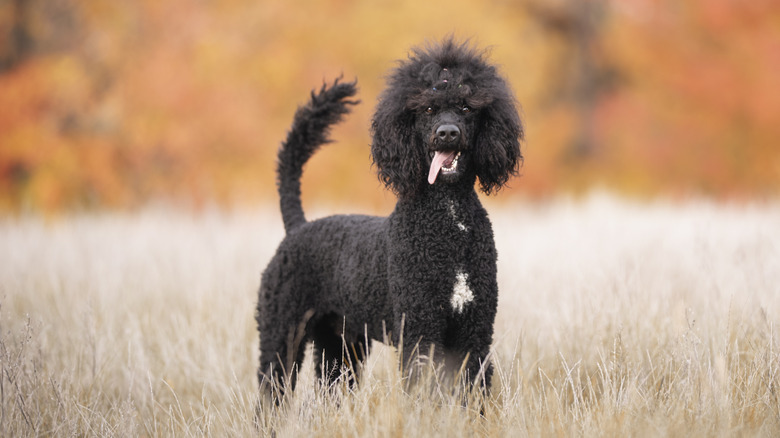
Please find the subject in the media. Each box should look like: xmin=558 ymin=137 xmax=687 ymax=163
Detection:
xmin=428 ymin=150 xmax=461 ymax=184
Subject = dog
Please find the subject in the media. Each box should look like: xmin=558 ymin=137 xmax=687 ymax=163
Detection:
xmin=256 ymin=38 xmax=523 ymax=400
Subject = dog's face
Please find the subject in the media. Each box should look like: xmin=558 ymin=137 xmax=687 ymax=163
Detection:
xmin=422 ymin=105 xmax=473 ymax=187
xmin=371 ymin=39 xmax=523 ymax=198
xmin=407 ymin=67 xmax=491 ymax=188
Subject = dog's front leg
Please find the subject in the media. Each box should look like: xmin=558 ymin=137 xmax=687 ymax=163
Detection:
xmin=389 ymin=281 xmax=449 ymax=380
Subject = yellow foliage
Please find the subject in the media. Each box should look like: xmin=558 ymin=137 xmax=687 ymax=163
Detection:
xmin=0 ymin=0 xmax=779 ymax=212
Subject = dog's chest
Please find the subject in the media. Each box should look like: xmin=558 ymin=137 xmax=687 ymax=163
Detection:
xmin=443 ymin=198 xmax=475 ymax=313
xmin=389 ymin=194 xmax=490 ymax=314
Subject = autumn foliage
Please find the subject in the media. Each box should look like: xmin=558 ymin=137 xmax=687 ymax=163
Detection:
xmin=1 ymin=0 xmax=778 ymax=212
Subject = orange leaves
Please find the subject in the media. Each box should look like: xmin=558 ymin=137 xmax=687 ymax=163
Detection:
xmin=0 ymin=0 xmax=779 ymax=213
xmin=578 ymin=0 xmax=780 ymax=198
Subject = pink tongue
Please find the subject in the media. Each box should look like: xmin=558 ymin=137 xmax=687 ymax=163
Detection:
xmin=428 ymin=151 xmax=456 ymax=184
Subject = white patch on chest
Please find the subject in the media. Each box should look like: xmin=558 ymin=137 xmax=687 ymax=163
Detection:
xmin=450 ymin=271 xmax=474 ymax=313
xmin=447 ymin=200 xmax=468 ymax=232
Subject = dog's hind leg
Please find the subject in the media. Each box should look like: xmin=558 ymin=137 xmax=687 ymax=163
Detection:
xmin=256 ymin=280 xmax=313 ymax=403
xmin=257 ymin=319 xmax=311 ymax=402
xmin=310 ymin=314 xmax=369 ymax=389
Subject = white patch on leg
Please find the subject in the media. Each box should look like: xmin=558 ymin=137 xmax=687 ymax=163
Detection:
xmin=450 ymin=271 xmax=474 ymax=313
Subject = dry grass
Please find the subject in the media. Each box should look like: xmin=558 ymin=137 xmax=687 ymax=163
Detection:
xmin=1 ymin=194 xmax=778 ymax=437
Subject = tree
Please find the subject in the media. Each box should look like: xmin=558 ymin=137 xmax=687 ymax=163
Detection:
xmin=524 ymin=0 xmax=618 ymax=158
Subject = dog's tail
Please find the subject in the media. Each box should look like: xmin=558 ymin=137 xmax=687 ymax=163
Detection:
xmin=276 ymin=79 xmax=358 ymax=233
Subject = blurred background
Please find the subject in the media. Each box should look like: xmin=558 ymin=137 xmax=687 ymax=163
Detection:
xmin=1 ymin=0 xmax=778 ymax=213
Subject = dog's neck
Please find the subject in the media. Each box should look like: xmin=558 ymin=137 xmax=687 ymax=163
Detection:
xmin=411 ymin=169 xmax=476 ymax=196
xmin=388 ymin=176 xmax=485 ymax=256
xmin=393 ymin=175 xmax=482 ymax=219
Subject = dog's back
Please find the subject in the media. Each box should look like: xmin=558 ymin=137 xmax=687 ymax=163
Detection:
xmin=258 ymin=214 xmax=392 ymax=340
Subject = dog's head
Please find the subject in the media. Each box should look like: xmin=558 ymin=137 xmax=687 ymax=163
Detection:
xmin=371 ymin=38 xmax=523 ymax=198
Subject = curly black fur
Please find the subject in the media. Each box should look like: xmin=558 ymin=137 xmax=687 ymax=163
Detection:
xmin=256 ymin=38 xmax=523 ymax=400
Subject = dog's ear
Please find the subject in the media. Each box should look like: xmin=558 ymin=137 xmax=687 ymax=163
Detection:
xmin=371 ymin=94 xmax=425 ymax=198
xmin=472 ymin=89 xmax=523 ymax=195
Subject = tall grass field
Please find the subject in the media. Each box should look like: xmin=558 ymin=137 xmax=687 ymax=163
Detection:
xmin=1 ymin=195 xmax=778 ymax=436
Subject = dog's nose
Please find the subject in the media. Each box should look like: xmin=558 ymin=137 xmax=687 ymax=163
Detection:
xmin=436 ymin=124 xmax=460 ymax=143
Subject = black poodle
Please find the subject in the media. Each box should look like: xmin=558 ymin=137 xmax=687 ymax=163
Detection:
xmin=256 ymin=38 xmax=523 ymax=399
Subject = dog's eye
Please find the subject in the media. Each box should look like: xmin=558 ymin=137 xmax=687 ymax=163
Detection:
xmin=461 ymin=106 xmax=471 ymax=114
xmin=425 ymin=107 xmax=433 ymax=114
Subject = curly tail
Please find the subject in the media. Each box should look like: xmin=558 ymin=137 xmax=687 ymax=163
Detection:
xmin=277 ymin=79 xmax=358 ymax=233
